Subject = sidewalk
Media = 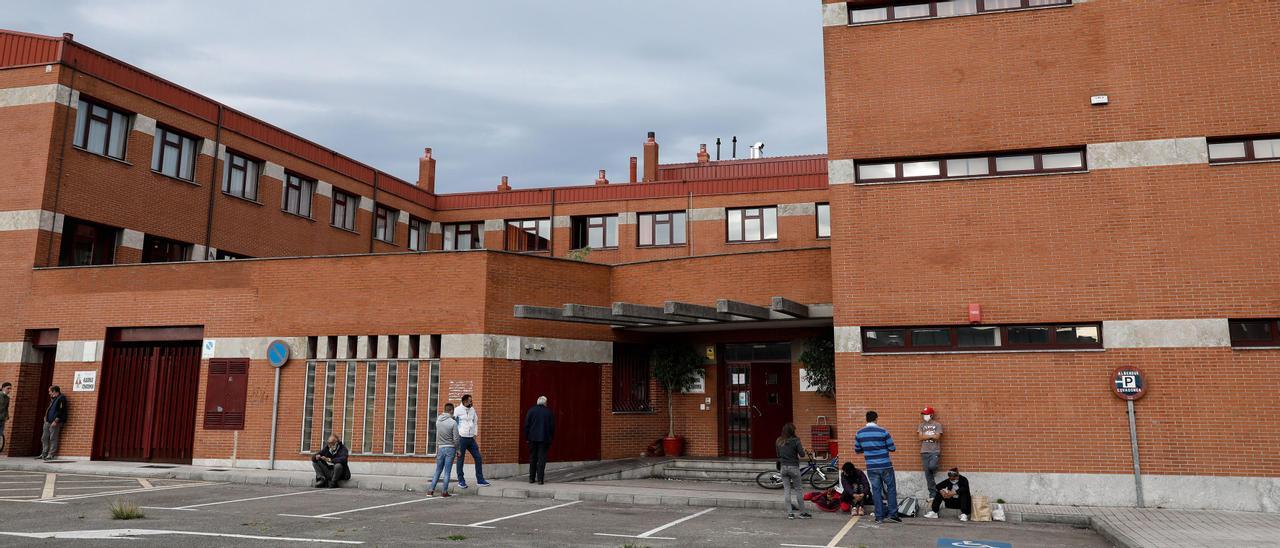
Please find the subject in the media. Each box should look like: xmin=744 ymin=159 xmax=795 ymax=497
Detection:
xmin=1008 ymin=503 xmax=1280 ymax=548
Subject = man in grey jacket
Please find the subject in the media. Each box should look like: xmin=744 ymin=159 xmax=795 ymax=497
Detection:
xmin=428 ymin=403 xmax=460 ymax=497
xmin=0 ymin=382 xmax=11 ymax=452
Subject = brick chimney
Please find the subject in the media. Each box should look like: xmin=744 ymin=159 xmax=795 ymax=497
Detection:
xmin=595 ymin=170 xmax=609 ymax=186
xmin=629 ymin=157 xmax=638 ymax=183
xmin=418 ymin=148 xmax=437 ymax=194
xmin=497 ymin=175 xmax=511 ymax=192
xmin=642 ymin=132 xmax=659 ymax=182
xmin=697 ymin=143 xmax=711 ymax=164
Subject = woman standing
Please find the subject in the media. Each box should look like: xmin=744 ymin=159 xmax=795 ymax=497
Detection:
xmin=776 ymin=423 xmax=812 ymax=519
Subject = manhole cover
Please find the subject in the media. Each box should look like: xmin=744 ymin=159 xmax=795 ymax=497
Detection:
xmin=140 ymin=465 xmax=177 ymax=469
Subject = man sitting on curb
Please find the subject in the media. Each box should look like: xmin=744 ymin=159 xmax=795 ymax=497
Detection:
xmin=924 ymin=468 xmax=972 ymax=521
xmin=312 ymin=434 xmax=351 ymax=488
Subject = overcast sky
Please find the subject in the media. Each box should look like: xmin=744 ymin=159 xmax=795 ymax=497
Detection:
xmin=9 ymin=1 xmax=826 ymax=193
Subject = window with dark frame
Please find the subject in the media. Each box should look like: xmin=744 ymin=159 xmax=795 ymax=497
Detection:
xmin=571 ymin=215 xmax=619 ymax=250
xmin=151 ymin=125 xmax=199 ymax=181
xmin=816 ymin=203 xmax=831 ymax=238
xmin=727 ymin=206 xmax=779 ymax=242
xmin=57 ymin=217 xmax=119 ymax=266
xmin=141 ymin=234 xmax=192 ymax=263
xmin=612 ymin=345 xmax=652 ymax=413
xmin=505 ymin=218 xmax=551 ymax=252
xmin=408 ymin=217 xmax=429 ymax=251
xmin=282 ymin=173 xmax=314 ymax=218
xmin=443 ymin=222 xmax=483 ymax=250
xmin=214 ymin=249 xmax=249 ymax=260
xmin=855 ymin=148 xmax=1085 ymax=183
xmin=73 ymin=98 xmax=130 ymax=160
xmin=1208 ymin=137 xmax=1280 ymax=164
xmin=375 ymin=205 xmax=397 ymax=243
xmin=1228 ymin=319 xmax=1280 ymax=348
xmin=331 ymin=189 xmax=358 ymax=231
xmin=862 ymin=323 xmax=1101 ymax=352
xmin=637 ymin=211 xmax=687 ymax=246
xmin=849 ymin=0 xmax=1070 ymax=25
xmin=222 ymin=151 xmax=260 ymax=200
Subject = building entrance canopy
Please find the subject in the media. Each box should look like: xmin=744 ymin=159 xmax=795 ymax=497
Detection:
xmin=514 ymin=298 xmax=833 ymax=332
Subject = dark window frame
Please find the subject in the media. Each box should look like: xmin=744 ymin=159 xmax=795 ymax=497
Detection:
xmin=282 ymin=172 xmax=315 ymax=218
xmin=374 ymin=205 xmax=397 ymax=244
xmin=849 ymin=0 xmax=1071 ymax=25
xmin=1228 ymin=319 xmax=1280 ymax=348
xmin=726 ymin=206 xmax=779 ymax=243
xmin=331 ymin=189 xmax=358 ymax=231
xmin=861 ymin=322 xmax=1102 ymax=353
xmin=637 ymin=211 xmax=687 ymax=247
xmin=443 ymin=222 xmax=483 ymax=250
xmin=57 ymin=217 xmax=119 ymax=266
xmin=612 ymin=345 xmax=653 ymax=413
xmin=504 ymin=218 xmax=551 ymax=252
xmin=816 ymin=203 xmax=831 ymax=239
xmin=222 ymin=150 xmax=261 ymax=201
xmin=151 ymin=125 xmax=199 ymax=181
xmin=407 ymin=217 xmax=429 ymax=251
xmin=571 ymin=215 xmax=619 ymax=250
xmin=855 ymin=147 xmax=1086 ymax=184
xmin=141 ymin=234 xmax=192 ymax=263
xmin=1207 ymin=135 xmax=1280 ymax=164
xmin=73 ymin=97 xmax=131 ymax=160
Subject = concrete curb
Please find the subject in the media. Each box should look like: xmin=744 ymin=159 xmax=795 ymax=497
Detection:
xmin=1017 ymin=511 xmax=1139 ymax=548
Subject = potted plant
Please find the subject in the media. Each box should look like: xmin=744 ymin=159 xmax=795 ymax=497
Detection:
xmin=651 ymin=344 xmax=704 ymax=457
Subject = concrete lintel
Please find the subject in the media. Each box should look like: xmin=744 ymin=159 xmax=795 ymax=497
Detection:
xmin=822 ymin=2 xmax=850 ymax=27
xmin=199 ymin=138 xmax=216 ymax=157
xmin=1087 ymin=137 xmax=1209 ymax=170
xmin=618 ymin=212 xmax=638 ymax=225
xmin=834 ymin=326 xmax=863 ymax=353
xmin=483 ymin=219 xmax=505 ymax=232
xmin=397 ymin=210 xmax=410 ymax=224
xmin=612 ymin=302 xmax=697 ymax=324
xmin=356 ymin=336 xmax=370 ymax=360
xmin=316 ymin=337 xmax=331 ymax=360
xmin=688 ymin=207 xmax=725 ymax=222
xmin=358 ymin=196 xmax=375 ymax=212
xmin=396 ymin=335 xmax=411 ymax=358
xmin=119 ymin=229 xmax=145 ymax=250
xmin=1103 ymin=318 xmax=1229 ymax=348
xmin=665 ymin=301 xmax=734 ymax=322
xmin=828 ymin=159 xmax=856 ymax=185
xmin=201 ymin=337 xmax=307 ymax=360
xmin=0 ymin=83 xmax=65 ymax=108
xmin=132 ymin=114 xmax=157 ymax=136
xmin=716 ymin=299 xmax=772 ymax=320
xmin=428 ymin=222 xmax=443 ymax=234
xmin=0 ymin=209 xmax=61 ymax=232
xmin=54 ymin=340 xmax=103 ymax=363
xmin=262 ymin=162 xmax=285 ymax=181
xmin=375 ymin=335 xmax=390 ymax=359
xmin=552 ymin=215 xmax=572 ymax=229
xmin=315 ymin=181 xmax=333 ymax=198
xmin=770 ymin=297 xmax=810 ymax=318
xmin=777 ymin=202 xmax=816 ymax=217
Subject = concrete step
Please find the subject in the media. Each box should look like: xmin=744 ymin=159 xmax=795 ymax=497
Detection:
xmin=661 ymin=467 xmax=764 ymax=483
xmin=667 ymin=459 xmax=776 ymax=472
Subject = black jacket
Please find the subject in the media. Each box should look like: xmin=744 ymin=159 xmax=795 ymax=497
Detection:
xmin=935 ymin=475 xmax=971 ymax=502
xmin=524 ymin=404 xmax=555 ymax=443
xmin=46 ymin=394 xmax=67 ymax=424
xmin=317 ymin=441 xmax=349 ymax=464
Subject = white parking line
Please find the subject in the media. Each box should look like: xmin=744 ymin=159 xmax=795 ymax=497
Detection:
xmin=0 ymin=528 xmax=362 ymax=544
xmin=280 ymin=496 xmax=442 ymax=520
xmin=40 ymin=474 xmax=56 ymax=499
xmin=146 ymin=488 xmax=327 ymax=511
xmin=138 ymin=478 xmax=153 ymax=488
xmin=46 ymin=482 xmax=218 ymax=502
xmin=594 ymin=507 xmax=716 ymax=540
xmin=430 ymin=500 xmax=581 ymax=529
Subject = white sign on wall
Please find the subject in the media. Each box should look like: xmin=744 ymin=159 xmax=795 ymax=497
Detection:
xmin=680 ymin=368 xmax=706 ymax=394
xmin=73 ymin=370 xmax=97 ymax=392
xmin=799 ymin=368 xmax=819 ymax=392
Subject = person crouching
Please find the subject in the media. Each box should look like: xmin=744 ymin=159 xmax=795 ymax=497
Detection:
xmin=312 ymin=434 xmax=351 ymax=488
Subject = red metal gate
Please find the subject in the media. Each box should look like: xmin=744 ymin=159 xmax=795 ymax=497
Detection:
xmin=92 ymin=343 xmax=201 ymax=463
xmin=519 ymin=361 xmax=601 ymax=463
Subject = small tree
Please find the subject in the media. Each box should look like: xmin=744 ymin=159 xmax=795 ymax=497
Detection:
xmin=651 ymin=344 xmax=704 ymax=438
xmin=800 ymin=334 xmax=835 ymax=397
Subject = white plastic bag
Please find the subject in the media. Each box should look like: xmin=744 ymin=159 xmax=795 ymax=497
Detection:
xmin=992 ymin=503 xmax=1006 ymax=522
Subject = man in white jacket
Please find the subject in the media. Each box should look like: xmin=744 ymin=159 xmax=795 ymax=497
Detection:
xmin=453 ymin=394 xmax=489 ymax=488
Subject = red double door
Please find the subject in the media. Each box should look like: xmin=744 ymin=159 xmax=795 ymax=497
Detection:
xmin=518 ymin=361 xmax=601 ymax=464
xmin=92 ymin=343 xmax=202 ymax=463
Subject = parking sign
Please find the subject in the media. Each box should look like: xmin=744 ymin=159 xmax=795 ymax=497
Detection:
xmin=1111 ymin=366 xmax=1146 ymax=401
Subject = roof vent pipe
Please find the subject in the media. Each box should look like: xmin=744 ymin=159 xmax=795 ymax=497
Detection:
xmin=595 ymin=170 xmax=608 ymax=186
xmin=749 ymin=142 xmax=765 ymax=159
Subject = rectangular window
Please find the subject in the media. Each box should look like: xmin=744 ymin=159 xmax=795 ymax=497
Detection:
xmin=331 ymin=190 xmax=358 ymax=231
xmin=727 ymin=207 xmax=778 ymax=242
xmin=283 ymin=173 xmax=314 ymax=218
xmin=425 ymin=359 xmax=441 ymax=455
xmin=405 ymin=360 xmax=419 ymax=454
xmin=850 ymin=0 xmax=1067 ymax=25
xmin=571 ymin=215 xmax=619 ymax=250
xmin=862 ymin=323 xmax=1101 ymax=352
xmin=342 ymin=361 xmax=357 ymax=448
xmin=937 ymin=0 xmax=978 ymax=16
xmin=408 ymin=217 xmax=429 ymax=251
xmin=856 ymin=148 xmax=1084 ymax=183
xmin=222 ymin=151 xmax=260 ymax=200
xmin=203 ymin=359 xmax=248 ymax=430
xmin=383 ymin=362 xmax=398 ymax=453
xmin=73 ymin=98 xmax=130 ymax=160
xmin=443 ymin=222 xmax=484 ymax=250
xmin=816 ymin=203 xmax=831 ymax=238
xmin=637 ymin=211 xmax=686 ymax=246
xmin=1228 ymin=319 xmax=1280 ymax=348
xmin=362 ymin=362 xmax=377 ymax=453
xmin=850 ymin=6 xmax=889 ymax=23
xmin=151 ymin=126 xmax=199 ymax=181
xmin=505 ymin=218 xmax=551 ymax=252
xmin=1208 ymin=136 xmax=1280 ymax=163
xmin=300 ymin=360 xmax=317 ymax=452
xmin=321 ymin=361 xmax=336 ymax=441
xmin=214 ymin=249 xmax=249 ymax=260
xmin=57 ymin=217 xmax=118 ymax=266
xmin=141 ymin=234 xmax=192 ymax=263
xmin=612 ymin=345 xmax=652 ymax=413
xmin=375 ymin=206 xmax=397 ymax=243
xmin=893 ymin=3 xmax=933 ymax=19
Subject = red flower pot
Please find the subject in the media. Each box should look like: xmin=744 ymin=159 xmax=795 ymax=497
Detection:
xmin=662 ymin=436 xmax=684 ymax=457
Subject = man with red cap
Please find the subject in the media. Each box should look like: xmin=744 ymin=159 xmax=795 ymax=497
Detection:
xmin=918 ymin=406 xmax=943 ymax=500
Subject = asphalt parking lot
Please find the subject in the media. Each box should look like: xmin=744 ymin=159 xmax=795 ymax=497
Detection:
xmin=0 ymin=470 xmax=1111 ymax=547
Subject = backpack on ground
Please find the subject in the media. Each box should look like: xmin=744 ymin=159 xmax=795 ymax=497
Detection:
xmin=896 ymin=496 xmax=919 ymax=517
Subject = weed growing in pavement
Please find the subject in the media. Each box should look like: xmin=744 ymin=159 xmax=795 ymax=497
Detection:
xmin=441 ymin=534 xmax=467 ymax=541
xmin=109 ymin=500 xmax=144 ymax=520
xmin=622 ymin=543 xmax=650 ymax=548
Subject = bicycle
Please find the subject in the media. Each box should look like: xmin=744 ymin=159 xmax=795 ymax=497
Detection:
xmin=756 ymin=454 xmax=839 ymax=490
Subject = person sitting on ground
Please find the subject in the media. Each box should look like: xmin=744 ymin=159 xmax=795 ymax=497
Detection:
xmin=924 ymin=468 xmax=972 ymax=522
xmin=312 ymin=433 xmax=351 ymax=488
xmin=838 ymin=462 xmax=872 ymax=515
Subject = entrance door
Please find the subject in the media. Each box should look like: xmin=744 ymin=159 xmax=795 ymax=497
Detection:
xmin=25 ymin=348 xmax=56 ymax=456
xmin=92 ymin=343 xmax=201 ymax=463
xmin=519 ymin=361 xmax=601 ymax=463
xmin=724 ymin=362 xmax=794 ymax=459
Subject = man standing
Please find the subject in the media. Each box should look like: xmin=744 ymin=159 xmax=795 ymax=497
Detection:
xmin=453 ymin=394 xmax=490 ymax=488
xmin=524 ymin=396 xmax=555 ymax=485
xmin=0 ymin=382 xmax=11 ymax=452
xmin=924 ymin=468 xmax=972 ymax=522
xmin=38 ymin=386 xmax=67 ymax=461
xmin=428 ymin=403 xmax=459 ymax=497
xmin=311 ymin=433 xmax=351 ymax=488
xmin=918 ymin=406 xmax=943 ymax=500
xmin=854 ymin=410 xmax=901 ymax=524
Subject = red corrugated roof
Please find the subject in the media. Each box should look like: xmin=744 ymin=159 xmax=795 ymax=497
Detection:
xmin=0 ymin=30 xmax=61 ymax=67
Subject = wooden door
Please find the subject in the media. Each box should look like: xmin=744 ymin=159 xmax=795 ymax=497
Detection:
xmin=518 ymin=361 xmax=601 ymax=463
xmin=25 ymin=349 xmax=56 ymax=455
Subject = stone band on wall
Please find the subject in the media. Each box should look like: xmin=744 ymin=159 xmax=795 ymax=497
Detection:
xmin=0 ymin=209 xmax=64 ymax=233
xmin=441 ymin=334 xmax=612 ymax=364
xmin=1087 ymin=137 xmax=1209 ymax=170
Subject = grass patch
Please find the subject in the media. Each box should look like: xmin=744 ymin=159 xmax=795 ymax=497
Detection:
xmin=109 ymin=500 xmax=144 ymax=520
xmin=439 ymin=534 xmax=467 ymax=541
xmin=622 ymin=543 xmax=650 ymax=548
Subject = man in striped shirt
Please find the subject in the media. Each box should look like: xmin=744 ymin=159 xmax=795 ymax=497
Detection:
xmin=855 ymin=410 xmax=902 ymax=524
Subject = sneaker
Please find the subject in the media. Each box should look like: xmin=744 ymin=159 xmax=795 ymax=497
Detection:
xmin=427 ymin=490 xmax=434 ymax=497
xmin=887 ymin=516 xmax=903 ymax=523
xmin=441 ymin=492 xmax=451 ymax=498
xmin=787 ymin=513 xmax=796 ymax=520
xmin=458 ymin=482 xmax=469 ymax=489
xmin=959 ymin=513 xmax=968 ymax=522
xmin=477 ymin=481 xmax=491 ymax=487
xmin=924 ymin=511 xmax=939 ymax=519
xmin=799 ymin=512 xmax=812 ymax=519
xmin=874 ymin=519 xmax=883 ymax=525
xmin=34 ymin=455 xmax=46 ymax=460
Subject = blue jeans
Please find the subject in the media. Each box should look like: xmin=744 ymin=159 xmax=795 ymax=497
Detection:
xmin=430 ymin=446 xmax=455 ymax=492
xmin=866 ymin=467 xmax=899 ymax=521
xmin=455 ymin=437 xmax=485 ymax=484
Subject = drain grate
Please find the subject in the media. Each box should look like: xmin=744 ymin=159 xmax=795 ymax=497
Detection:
xmin=140 ymin=465 xmax=177 ymax=469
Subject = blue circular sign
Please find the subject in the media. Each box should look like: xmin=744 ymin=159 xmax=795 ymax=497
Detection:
xmin=267 ymin=340 xmax=291 ymax=368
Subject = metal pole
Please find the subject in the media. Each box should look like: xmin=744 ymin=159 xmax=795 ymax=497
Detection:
xmin=268 ymin=366 xmax=281 ymax=468
xmin=1127 ymin=399 xmax=1144 ymax=508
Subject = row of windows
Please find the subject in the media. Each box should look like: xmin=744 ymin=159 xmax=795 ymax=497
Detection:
xmin=849 ymin=0 xmax=1070 ymax=25
xmin=857 ymin=148 xmax=1085 ymax=183
xmin=57 ymin=217 xmax=248 ymax=267
xmin=862 ymin=323 xmax=1102 ymax=352
xmin=1208 ymin=137 xmax=1280 ymax=164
